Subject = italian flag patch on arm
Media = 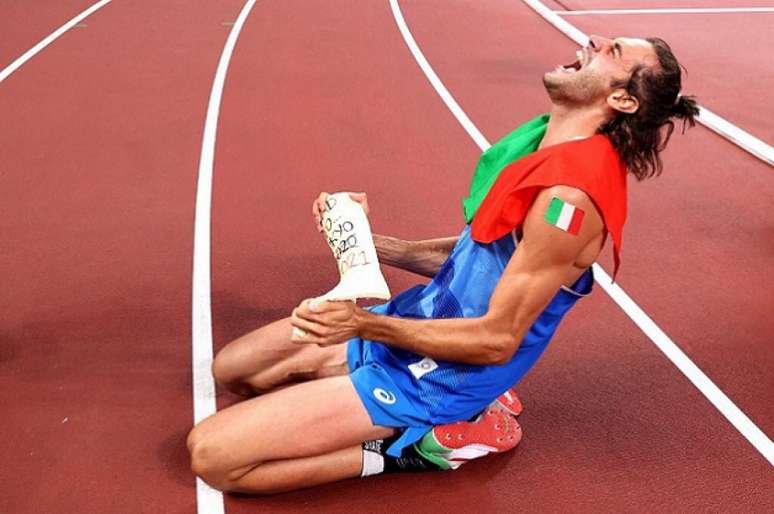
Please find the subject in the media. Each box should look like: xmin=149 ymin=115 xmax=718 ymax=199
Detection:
xmin=545 ymin=196 xmax=585 ymax=235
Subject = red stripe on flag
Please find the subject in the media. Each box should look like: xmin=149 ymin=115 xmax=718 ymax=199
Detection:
xmin=567 ymin=207 xmax=585 ymax=235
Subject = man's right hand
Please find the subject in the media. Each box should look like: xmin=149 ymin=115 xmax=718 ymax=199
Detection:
xmin=312 ymin=191 xmax=370 ymax=232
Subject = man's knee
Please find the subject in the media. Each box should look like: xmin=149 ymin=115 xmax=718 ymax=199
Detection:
xmin=187 ymin=423 xmax=284 ymax=494
xmin=188 ymin=425 xmax=223 ymax=487
xmin=211 ymin=346 xmax=265 ymax=396
xmin=187 ymin=425 xmax=243 ymax=492
xmin=211 ymin=348 xmax=242 ymax=390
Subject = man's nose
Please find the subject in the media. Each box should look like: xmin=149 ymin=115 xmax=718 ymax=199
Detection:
xmin=588 ymin=35 xmax=614 ymax=52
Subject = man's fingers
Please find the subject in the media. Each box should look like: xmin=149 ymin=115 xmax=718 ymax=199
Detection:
xmin=294 ymin=308 xmax=323 ymax=323
xmin=309 ymin=299 xmax=352 ymax=315
xmin=313 ymin=192 xmax=330 ymax=214
xmin=312 ymin=192 xmax=330 ymax=232
xmin=295 ymin=299 xmax=333 ymax=321
xmin=299 ymin=298 xmax=331 ymax=314
xmin=314 ymin=192 xmax=369 ymax=226
xmin=309 ymin=298 xmax=326 ymax=312
xmin=296 ymin=298 xmax=315 ymax=314
xmin=290 ymin=313 xmax=326 ymax=339
xmin=291 ymin=329 xmax=324 ymax=346
xmin=348 ymin=192 xmax=369 ymax=214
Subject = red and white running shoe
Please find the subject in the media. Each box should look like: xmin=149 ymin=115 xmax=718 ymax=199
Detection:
xmin=491 ymin=387 xmax=523 ymax=417
xmin=415 ymin=389 xmax=524 ymax=470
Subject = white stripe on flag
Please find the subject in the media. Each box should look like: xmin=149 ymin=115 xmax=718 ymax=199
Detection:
xmin=556 ymin=202 xmax=575 ymax=230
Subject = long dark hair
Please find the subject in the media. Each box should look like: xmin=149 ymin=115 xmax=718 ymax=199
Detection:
xmin=598 ymin=38 xmax=700 ymax=180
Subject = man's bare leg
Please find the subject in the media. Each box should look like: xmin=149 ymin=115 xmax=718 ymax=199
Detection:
xmin=225 ymin=445 xmax=364 ymax=494
xmin=187 ymin=374 xmax=394 ymax=493
xmin=212 ymin=317 xmax=348 ymax=395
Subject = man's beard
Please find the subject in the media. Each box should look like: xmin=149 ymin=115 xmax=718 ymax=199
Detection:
xmin=543 ymin=69 xmax=609 ymax=106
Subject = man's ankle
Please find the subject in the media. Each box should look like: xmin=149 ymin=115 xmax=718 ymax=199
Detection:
xmin=361 ymin=434 xmax=443 ymax=476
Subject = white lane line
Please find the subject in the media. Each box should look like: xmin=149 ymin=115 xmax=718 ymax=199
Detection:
xmin=558 ymin=8 xmax=774 ymax=16
xmin=193 ymin=1 xmax=258 ymax=512
xmin=388 ymin=0 xmax=489 ymax=151
xmin=521 ymin=0 xmax=774 ymax=166
xmin=389 ymin=3 xmax=490 ymax=150
xmin=593 ymin=270 xmax=774 ymax=467
xmin=0 ymin=0 xmax=113 ymax=84
xmin=697 ymin=106 xmax=774 ymax=163
xmin=388 ymin=0 xmax=774 ymax=467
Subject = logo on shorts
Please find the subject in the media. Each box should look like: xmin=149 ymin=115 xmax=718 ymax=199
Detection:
xmin=408 ymin=357 xmax=438 ymax=379
xmin=373 ymin=387 xmax=397 ymax=405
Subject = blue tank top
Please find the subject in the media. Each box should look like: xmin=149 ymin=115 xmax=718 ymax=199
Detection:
xmin=366 ymin=225 xmax=593 ymax=425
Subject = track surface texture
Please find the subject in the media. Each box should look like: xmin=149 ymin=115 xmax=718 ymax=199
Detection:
xmin=1 ymin=1 xmax=772 ymax=513
xmin=0 ymin=0 xmax=97 ymax=66
xmin=1 ymin=1 xmax=245 ymax=512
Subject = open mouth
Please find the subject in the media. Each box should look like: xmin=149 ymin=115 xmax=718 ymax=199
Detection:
xmin=556 ymin=49 xmax=586 ymax=73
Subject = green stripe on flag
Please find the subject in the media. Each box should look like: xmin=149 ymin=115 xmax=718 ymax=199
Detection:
xmin=462 ymin=114 xmax=549 ymax=223
xmin=545 ymin=197 xmax=564 ymax=225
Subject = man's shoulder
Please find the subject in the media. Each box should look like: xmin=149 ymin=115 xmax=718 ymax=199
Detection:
xmin=525 ymin=185 xmax=605 ymax=240
xmin=537 ymin=185 xmax=592 ymax=207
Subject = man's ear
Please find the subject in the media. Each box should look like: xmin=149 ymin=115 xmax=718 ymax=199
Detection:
xmin=607 ymin=89 xmax=639 ymax=114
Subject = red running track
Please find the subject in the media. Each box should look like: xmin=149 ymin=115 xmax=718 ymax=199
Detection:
xmin=0 ymin=1 xmax=244 ymax=512
xmin=1 ymin=1 xmax=772 ymax=513
xmin=0 ymin=0 xmax=98 ymax=67
xmin=547 ymin=0 xmax=774 ymax=9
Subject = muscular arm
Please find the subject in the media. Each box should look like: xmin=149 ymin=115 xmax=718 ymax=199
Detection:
xmin=356 ymin=186 xmax=603 ymax=364
xmin=373 ymin=234 xmax=459 ymax=278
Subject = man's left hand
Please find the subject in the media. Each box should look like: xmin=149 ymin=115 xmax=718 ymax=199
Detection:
xmin=290 ymin=299 xmax=363 ymax=346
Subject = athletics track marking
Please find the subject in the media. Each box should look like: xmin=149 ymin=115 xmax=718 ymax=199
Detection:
xmin=3 ymin=3 xmax=770 ymax=514
xmin=388 ymin=0 xmax=774 ymax=467
xmin=521 ymin=0 xmax=773 ymax=165
xmin=0 ymin=0 xmax=113 ymax=84
xmin=556 ymin=8 xmax=774 ymax=16
xmin=0 ymin=0 xmax=240 ymax=511
xmin=192 ymin=1 xmax=259 ymax=513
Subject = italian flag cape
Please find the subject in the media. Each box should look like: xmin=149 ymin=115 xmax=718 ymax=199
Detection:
xmin=463 ymin=114 xmax=628 ymax=277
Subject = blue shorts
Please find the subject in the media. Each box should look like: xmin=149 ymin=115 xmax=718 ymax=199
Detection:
xmin=347 ymin=338 xmax=433 ymax=456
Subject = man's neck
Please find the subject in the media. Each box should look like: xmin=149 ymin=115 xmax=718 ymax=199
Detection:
xmin=539 ymin=104 xmax=608 ymax=150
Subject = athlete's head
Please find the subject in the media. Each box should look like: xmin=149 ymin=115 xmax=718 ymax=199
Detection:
xmin=543 ymin=35 xmax=699 ymax=180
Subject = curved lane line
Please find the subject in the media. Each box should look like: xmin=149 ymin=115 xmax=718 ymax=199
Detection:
xmin=521 ymin=0 xmax=774 ymax=165
xmin=193 ymin=1 xmax=258 ymax=512
xmin=0 ymin=0 xmax=113 ymax=84
xmin=388 ymin=0 xmax=774 ymax=467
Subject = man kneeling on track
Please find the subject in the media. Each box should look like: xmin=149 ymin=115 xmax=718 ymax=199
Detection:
xmin=187 ymin=35 xmax=698 ymax=494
